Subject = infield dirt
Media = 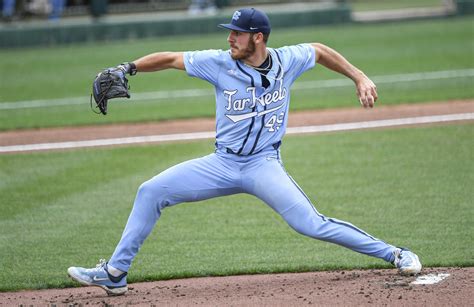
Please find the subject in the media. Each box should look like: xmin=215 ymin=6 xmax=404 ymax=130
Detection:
xmin=1 ymin=100 xmax=472 ymax=149
xmin=1 ymin=267 xmax=473 ymax=306
xmin=0 ymin=100 xmax=473 ymax=306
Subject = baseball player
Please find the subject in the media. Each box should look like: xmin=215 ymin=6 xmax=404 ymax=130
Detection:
xmin=68 ymin=8 xmax=422 ymax=296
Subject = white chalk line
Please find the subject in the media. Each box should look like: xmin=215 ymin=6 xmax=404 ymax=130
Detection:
xmin=411 ymin=273 xmax=450 ymax=285
xmin=1 ymin=113 xmax=472 ymax=153
xmin=1 ymin=68 xmax=473 ymax=110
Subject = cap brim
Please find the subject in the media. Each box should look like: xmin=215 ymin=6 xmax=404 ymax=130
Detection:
xmin=218 ymin=23 xmax=254 ymax=33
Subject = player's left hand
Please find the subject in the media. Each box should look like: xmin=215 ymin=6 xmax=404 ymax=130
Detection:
xmin=91 ymin=67 xmax=131 ymax=115
xmin=356 ymin=76 xmax=378 ymax=108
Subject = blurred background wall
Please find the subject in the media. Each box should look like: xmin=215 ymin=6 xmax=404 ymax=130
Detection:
xmin=1 ymin=0 xmax=472 ymax=48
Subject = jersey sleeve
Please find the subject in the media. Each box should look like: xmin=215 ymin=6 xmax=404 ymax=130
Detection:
xmin=277 ymin=44 xmax=316 ymax=81
xmin=183 ymin=49 xmax=224 ymax=86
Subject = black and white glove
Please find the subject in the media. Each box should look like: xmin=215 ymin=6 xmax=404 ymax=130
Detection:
xmin=90 ymin=62 xmax=137 ymax=115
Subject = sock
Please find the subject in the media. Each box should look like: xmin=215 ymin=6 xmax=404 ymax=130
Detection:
xmin=107 ymin=264 xmax=125 ymax=277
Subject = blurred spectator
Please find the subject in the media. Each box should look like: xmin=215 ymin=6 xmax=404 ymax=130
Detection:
xmin=27 ymin=0 xmax=66 ymax=21
xmin=188 ymin=0 xmax=217 ymax=15
xmin=2 ymin=0 xmax=16 ymax=21
xmin=90 ymin=0 xmax=108 ymax=19
xmin=26 ymin=0 xmax=51 ymax=16
xmin=49 ymin=0 xmax=65 ymax=20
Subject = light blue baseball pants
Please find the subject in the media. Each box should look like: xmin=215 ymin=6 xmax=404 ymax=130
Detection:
xmin=109 ymin=147 xmax=396 ymax=272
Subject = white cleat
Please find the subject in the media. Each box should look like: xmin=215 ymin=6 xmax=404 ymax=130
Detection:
xmin=67 ymin=259 xmax=128 ymax=296
xmin=393 ymin=248 xmax=422 ymax=276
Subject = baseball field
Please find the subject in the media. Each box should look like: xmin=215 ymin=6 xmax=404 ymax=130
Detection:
xmin=0 ymin=15 xmax=473 ymax=305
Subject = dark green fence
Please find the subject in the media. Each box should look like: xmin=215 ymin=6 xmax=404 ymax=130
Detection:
xmin=0 ymin=5 xmax=350 ymax=48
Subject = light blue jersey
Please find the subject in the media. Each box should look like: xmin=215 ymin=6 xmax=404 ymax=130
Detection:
xmin=184 ymin=44 xmax=315 ymax=155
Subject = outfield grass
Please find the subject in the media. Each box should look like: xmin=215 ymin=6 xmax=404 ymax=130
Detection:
xmin=0 ymin=17 xmax=473 ymax=130
xmin=0 ymin=124 xmax=472 ymax=291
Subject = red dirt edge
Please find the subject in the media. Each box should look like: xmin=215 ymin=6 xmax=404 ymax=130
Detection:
xmin=1 ymin=100 xmax=473 ymax=148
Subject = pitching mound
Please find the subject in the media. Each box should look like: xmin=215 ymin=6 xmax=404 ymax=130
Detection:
xmin=1 ymin=267 xmax=473 ymax=306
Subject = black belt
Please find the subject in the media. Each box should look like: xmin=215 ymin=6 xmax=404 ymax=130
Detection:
xmin=225 ymin=141 xmax=281 ymax=156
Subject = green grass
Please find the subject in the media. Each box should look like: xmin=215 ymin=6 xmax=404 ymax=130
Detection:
xmin=0 ymin=17 xmax=473 ymax=130
xmin=1 ymin=124 xmax=473 ymax=291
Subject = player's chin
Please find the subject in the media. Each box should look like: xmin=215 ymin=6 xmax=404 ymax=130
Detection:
xmin=230 ymin=49 xmax=243 ymax=60
xmin=229 ymin=48 xmax=242 ymax=60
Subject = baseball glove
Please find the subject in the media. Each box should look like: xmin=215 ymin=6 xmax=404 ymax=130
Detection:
xmin=91 ymin=67 xmax=130 ymax=115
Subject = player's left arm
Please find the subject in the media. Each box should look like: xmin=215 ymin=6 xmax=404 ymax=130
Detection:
xmin=311 ymin=43 xmax=377 ymax=108
xmin=132 ymin=52 xmax=185 ymax=72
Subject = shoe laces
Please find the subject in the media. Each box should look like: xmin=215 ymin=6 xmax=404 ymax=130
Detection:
xmin=86 ymin=259 xmax=107 ymax=273
xmin=394 ymin=249 xmax=415 ymax=267
xmin=393 ymin=249 xmax=402 ymax=267
xmin=96 ymin=259 xmax=107 ymax=269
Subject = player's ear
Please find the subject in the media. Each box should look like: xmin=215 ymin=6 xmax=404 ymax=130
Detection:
xmin=254 ymin=32 xmax=264 ymax=44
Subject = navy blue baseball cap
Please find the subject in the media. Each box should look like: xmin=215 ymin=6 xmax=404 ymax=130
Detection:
xmin=219 ymin=8 xmax=271 ymax=34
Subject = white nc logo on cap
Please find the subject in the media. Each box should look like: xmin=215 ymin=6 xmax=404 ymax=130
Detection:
xmin=232 ymin=11 xmax=241 ymax=21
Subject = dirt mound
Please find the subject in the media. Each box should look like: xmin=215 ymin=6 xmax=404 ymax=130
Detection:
xmin=1 ymin=267 xmax=472 ymax=306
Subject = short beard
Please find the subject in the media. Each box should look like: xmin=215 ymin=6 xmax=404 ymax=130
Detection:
xmin=231 ymin=35 xmax=256 ymax=60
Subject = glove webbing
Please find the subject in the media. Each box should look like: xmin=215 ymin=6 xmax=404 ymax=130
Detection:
xmin=90 ymin=75 xmax=114 ymax=115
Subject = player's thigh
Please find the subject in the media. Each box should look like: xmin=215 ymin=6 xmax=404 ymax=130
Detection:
xmin=140 ymin=153 xmax=241 ymax=207
xmin=244 ymin=157 xmax=310 ymax=214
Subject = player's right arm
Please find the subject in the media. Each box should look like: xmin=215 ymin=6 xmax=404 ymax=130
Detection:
xmin=311 ymin=43 xmax=377 ymax=108
xmin=132 ymin=52 xmax=185 ymax=72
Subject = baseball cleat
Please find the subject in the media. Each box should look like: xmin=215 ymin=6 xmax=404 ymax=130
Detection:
xmin=393 ymin=248 xmax=422 ymax=275
xmin=67 ymin=259 xmax=128 ymax=296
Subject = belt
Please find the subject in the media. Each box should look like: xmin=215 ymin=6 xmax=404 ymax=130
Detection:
xmin=225 ymin=141 xmax=281 ymax=156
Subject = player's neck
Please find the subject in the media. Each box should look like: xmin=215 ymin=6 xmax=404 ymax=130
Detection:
xmin=243 ymin=47 xmax=269 ymax=68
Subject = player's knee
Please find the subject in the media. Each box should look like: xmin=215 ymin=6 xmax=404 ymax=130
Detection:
xmin=283 ymin=206 xmax=328 ymax=238
xmin=135 ymin=180 xmax=170 ymax=211
xmin=290 ymin=217 xmax=328 ymax=239
xmin=289 ymin=219 xmax=319 ymax=237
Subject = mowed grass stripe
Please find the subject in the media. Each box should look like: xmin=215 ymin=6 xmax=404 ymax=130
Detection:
xmin=1 ymin=68 xmax=473 ymax=110
xmin=0 ymin=124 xmax=472 ymax=291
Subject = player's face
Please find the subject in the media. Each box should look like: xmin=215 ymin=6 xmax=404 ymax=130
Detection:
xmin=227 ymin=30 xmax=256 ymax=60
